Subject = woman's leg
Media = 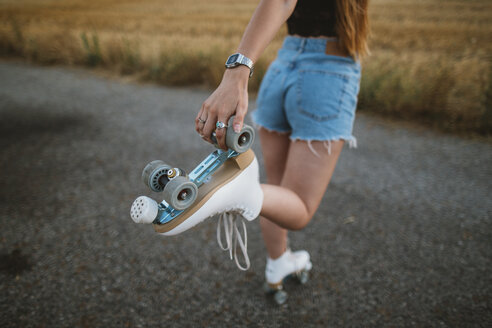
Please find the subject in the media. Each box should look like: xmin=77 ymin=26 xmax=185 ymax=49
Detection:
xmin=258 ymin=128 xmax=291 ymax=259
xmin=261 ymin=139 xmax=344 ymax=230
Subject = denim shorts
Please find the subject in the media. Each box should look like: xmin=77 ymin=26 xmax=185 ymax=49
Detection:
xmin=252 ymin=36 xmax=361 ymax=147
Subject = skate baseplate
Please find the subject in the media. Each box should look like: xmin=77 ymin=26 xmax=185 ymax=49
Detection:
xmin=152 ymin=149 xmax=254 ymax=233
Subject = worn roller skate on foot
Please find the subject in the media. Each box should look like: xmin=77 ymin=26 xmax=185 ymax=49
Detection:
xmin=263 ymin=249 xmax=312 ymax=304
xmin=130 ymin=117 xmax=263 ymax=270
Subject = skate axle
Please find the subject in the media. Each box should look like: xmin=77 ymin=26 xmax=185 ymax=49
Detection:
xmin=178 ymin=190 xmax=188 ymax=200
xmin=238 ymin=133 xmax=249 ymax=146
xmin=167 ymin=168 xmax=186 ymax=180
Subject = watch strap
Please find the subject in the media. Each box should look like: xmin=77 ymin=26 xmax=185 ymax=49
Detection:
xmin=225 ymin=53 xmax=254 ymax=77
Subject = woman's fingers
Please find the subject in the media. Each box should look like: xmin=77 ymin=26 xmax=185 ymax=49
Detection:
xmin=215 ymin=96 xmax=247 ymax=150
xmin=195 ymin=106 xmax=206 ymax=134
xmin=233 ymin=96 xmax=248 ymax=133
xmin=215 ymin=114 xmax=230 ymax=150
xmin=197 ymin=98 xmax=214 ymax=139
xmin=201 ymin=112 xmax=217 ymax=143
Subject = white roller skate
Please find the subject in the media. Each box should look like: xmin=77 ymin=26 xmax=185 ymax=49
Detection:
xmin=130 ymin=117 xmax=263 ymax=270
xmin=264 ymin=249 xmax=312 ymax=304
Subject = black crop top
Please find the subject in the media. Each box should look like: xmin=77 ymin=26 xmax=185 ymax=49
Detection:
xmin=287 ymin=0 xmax=337 ymax=37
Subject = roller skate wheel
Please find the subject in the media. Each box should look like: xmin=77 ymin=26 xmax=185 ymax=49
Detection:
xmin=163 ymin=176 xmax=198 ymax=210
xmin=274 ymin=290 xmax=288 ymax=305
xmin=225 ymin=116 xmax=254 ymax=153
xmin=130 ymin=196 xmax=159 ymax=224
xmin=141 ymin=160 xmax=172 ymax=192
xmin=297 ymin=270 xmax=309 ymax=284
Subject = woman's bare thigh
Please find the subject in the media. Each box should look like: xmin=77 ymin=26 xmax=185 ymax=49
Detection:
xmin=280 ymin=140 xmax=344 ymax=220
xmin=259 ymin=128 xmax=290 ymax=184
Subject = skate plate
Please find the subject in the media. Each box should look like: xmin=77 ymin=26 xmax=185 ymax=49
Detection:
xmin=152 ymin=149 xmax=254 ymax=233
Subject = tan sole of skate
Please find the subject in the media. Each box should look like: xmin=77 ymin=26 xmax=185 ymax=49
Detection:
xmin=266 ymin=281 xmax=283 ymax=290
xmin=152 ymin=149 xmax=255 ymax=234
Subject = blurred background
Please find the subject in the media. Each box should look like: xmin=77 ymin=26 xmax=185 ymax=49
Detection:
xmin=0 ymin=0 xmax=491 ymax=135
xmin=0 ymin=0 xmax=491 ymax=327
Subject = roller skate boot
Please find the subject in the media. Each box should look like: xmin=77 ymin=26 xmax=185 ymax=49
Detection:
xmin=130 ymin=117 xmax=263 ymax=270
xmin=264 ymin=249 xmax=312 ymax=304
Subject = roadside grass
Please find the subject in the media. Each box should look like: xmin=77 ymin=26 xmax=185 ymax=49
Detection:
xmin=0 ymin=0 xmax=490 ymax=134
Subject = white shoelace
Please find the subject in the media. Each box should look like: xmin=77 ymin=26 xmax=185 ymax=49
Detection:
xmin=216 ymin=212 xmax=250 ymax=271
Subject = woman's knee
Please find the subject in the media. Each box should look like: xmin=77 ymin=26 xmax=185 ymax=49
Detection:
xmin=289 ymin=210 xmax=312 ymax=231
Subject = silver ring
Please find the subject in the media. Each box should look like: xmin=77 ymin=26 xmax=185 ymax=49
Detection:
xmin=198 ymin=117 xmax=206 ymax=124
xmin=216 ymin=121 xmax=227 ymax=129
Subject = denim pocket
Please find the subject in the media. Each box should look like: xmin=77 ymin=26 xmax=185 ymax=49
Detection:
xmin=296 ymin=70 xmax=349 ymax=121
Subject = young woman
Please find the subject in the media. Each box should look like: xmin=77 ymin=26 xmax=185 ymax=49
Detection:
xmin=195 ymin=0 xmax=369 ymax=280
xmin=131 ymin=0 xmax=367 ymax=283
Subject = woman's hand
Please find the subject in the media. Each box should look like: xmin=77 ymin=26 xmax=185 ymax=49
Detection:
xmin=195 ymin=65 xmax=250 ymax=150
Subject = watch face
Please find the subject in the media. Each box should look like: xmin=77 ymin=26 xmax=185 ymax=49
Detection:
xmin=226 ymin=54 xmax=239 ymax=65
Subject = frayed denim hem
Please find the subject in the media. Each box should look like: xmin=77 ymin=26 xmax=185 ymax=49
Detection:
xmin=290 ymin=136 xmax=357 ymax=157
xmin=253 ymin=121 xmax=291 ymax=135
xmin=253 ymin=115 xmax=357 ymax=157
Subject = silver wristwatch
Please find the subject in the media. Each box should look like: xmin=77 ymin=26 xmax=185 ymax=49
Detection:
xmin=225 ymin=53 xmax=254 ymax=77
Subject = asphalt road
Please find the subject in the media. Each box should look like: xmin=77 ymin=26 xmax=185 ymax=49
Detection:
xmin=0 ymin=62 xmax=491 ymax=327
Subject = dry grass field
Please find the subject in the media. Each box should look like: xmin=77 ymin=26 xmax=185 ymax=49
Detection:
xmin=0 ymin=0 xmax=491 ymax=134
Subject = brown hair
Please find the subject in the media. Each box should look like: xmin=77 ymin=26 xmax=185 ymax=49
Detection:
xmin=335 ymin=0 xmax=370 ymax=59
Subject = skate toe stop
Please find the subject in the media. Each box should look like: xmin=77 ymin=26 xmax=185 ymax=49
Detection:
xmin=131 ymin=196 xmax=158 ymax=224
